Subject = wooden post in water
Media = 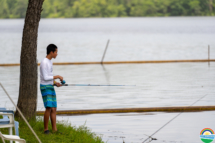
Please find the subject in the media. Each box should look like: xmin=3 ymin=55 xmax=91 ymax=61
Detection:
xmin=101 ymin=39 xmax=110 ymax=64
xmin=208 ymin=45 xmax=210 ymax=66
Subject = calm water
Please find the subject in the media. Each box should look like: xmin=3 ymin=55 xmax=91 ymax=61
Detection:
xmin=0 ymin=17 xmax=215 ymax=143
xmin=1 ymin=63 xmax=215 ymax=143
xmin=0 ymin=17 xmax=215 ymax=63
xmin=57 ymin=111 xmax=215 ymax=143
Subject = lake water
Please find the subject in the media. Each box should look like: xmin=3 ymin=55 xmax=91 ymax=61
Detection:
xmin=0 ymin=17 xmax=215 ymax=143
xmin=0 ymin=17 xmax=215 ymax=63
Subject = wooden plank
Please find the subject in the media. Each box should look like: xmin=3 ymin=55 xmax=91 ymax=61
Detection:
xmin=36 ymin=106 xmax=215 ymax=115
xmin=1 ymin=59 xmax=215 ymax=66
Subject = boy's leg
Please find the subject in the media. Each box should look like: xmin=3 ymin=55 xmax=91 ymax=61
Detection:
xmin=50 ymin=107 xmax=57 ymax=131
xmin=44 ymin=107 xmax=52 ymax=131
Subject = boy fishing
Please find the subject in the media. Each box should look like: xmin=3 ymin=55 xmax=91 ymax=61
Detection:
xmin=40 ymin=44 xmax=63 ymax=134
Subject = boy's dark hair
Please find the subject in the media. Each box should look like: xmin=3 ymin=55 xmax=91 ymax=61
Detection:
xmin=47 ymin=44 xmax=57 ymax=55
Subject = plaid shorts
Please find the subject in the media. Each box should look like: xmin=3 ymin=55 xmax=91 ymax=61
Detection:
xmin=40 ymin=84 xmax=57 ymax=108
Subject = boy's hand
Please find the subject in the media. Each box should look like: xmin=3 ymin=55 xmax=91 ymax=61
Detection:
xmin=58 ymin=75 xmax=63 ymax=81
xmin=54 ymin=75 xmax=63 ymax=81
xmin=55 ymin=82 xmax=62 ymax=87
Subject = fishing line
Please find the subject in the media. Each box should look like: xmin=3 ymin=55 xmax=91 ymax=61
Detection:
xmin=142 ymin=94 xmax=208 ymax=143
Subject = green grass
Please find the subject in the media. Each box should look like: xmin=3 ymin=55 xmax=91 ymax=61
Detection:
xmin=0 ymin=117 xmax=104 ymax=143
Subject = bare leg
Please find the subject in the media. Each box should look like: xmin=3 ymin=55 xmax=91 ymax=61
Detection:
xmin=44 ymin=107 xmax=51 ymax=131
xmin=50 ymin=107 xmax=57 ymax=131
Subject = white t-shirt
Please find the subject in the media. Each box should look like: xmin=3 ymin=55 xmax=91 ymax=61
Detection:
xmin=40 ymin=58 xmax=54 ymax=85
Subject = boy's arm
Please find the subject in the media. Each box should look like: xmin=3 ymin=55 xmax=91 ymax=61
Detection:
xmin=41 ymin=63 xmax=54 ymax=81
xmin=41 ymin=63 xmax=63 ymax=81
xmin=54 ymin=75 xmax=63 ymax=81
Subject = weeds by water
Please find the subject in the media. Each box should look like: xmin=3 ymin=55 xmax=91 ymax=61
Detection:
xmin=0 ymin=117 xmax=104 ymax=143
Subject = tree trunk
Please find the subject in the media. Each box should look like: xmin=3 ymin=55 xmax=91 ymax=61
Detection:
xmin=209 ymin=0 xmax=213 ymax=13
xmin=16 ymin=0 xmax=44 ymax=119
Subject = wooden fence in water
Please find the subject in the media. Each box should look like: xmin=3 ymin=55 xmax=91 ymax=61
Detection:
xmin=36 ymin=105 xmax=215 ymax=115
xmin=0 ymin=59 xmax=215 ymax=66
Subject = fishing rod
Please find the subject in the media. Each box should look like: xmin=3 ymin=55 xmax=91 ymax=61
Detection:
xmin=0 ymin=83 xmax=42 ymax=143
xmin=55 ymin=80 xmax=136 ymax=86
xmin=142 ymin=94 xmax=208 ymax=143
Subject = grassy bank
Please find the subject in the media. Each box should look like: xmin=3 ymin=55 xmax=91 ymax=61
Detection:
xmin=0 ymin=117 xmax=104 ymax=143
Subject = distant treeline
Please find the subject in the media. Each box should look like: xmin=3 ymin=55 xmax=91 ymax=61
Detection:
xmin=0 ymin=0 xmax=214 ymax=18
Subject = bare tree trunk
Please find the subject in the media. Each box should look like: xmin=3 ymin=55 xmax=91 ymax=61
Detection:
xmin=209 ymin=0 xmax=213 ymax=13
xmin=16 ymin=0 xmax=44 ymax=119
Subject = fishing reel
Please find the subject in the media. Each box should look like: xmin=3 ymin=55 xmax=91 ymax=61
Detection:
xmin=61 ymin=80 xmax=66 ymax=85
xmin=53 ymin=80 xmax=66 ymax=86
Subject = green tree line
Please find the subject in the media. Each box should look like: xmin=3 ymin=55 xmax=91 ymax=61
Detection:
xmin=0 ymin=0 xmax=214 ymax=18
